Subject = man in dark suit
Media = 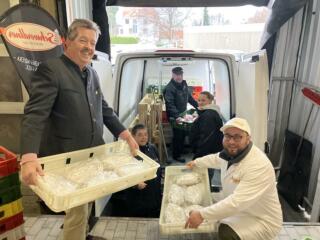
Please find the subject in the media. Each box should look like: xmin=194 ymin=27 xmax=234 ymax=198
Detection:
xmin=20 ymin=19 xmax=138 ymax=240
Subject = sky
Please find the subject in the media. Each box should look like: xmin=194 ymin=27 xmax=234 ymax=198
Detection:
xmin=209 ymin=6 xmax=264 ymax=23
xmin=186 ymin=5 xmax=267 ymax=25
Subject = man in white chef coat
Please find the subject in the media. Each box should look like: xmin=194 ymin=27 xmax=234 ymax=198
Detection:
xmin=185 ymin=117 xmax=283 ymax=240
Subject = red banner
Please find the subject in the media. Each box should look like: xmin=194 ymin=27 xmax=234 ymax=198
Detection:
xmin=0 ymin=3 xmax=63 ymax=93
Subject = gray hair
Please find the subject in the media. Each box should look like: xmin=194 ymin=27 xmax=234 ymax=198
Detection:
xmin=67 ymin=19 xmax=101 ymax=40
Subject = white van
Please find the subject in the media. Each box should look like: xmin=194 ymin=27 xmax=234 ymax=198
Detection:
xmin=94 ymin=49 xmax=269 ymax=152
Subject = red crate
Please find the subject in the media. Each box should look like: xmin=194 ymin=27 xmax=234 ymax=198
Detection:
xmin=0 ymin=146 xmax=18 ymax=178
xmin=0 ymin=212 xmax=24 ymax=234
xmin=192 ymin=86 xmax=203 ymax=93
xmin=192 ymin=91 xmax=201 ymax=100
xmin=191 ymin=86 xmax=203 ymax=101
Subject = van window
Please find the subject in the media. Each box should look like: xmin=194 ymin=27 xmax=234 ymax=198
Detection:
xmin=118 ymin=59 xmax=144 ymax=126
xmin=118 ymin=57 xmax=230 ymax=126
xmin=209 ymin=59 xmax=230 ymax=121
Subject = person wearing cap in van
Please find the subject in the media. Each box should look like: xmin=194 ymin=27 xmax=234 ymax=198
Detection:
xmin=163 ymin=66 xmax=198 ymax=163
xmin=185 ymin=117 xmax=282 ymax=240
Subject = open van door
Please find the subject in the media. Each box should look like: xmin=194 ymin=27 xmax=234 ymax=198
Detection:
xmin=91 ymin=51 xmax=113 ymax=217
xmin=235 ymin=50 xmax=269 ymax=152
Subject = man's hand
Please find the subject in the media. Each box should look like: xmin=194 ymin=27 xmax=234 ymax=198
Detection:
xmin=126 ymin=134 xmax=139 ymax=156
xmin=119 ymin=130 xmax=139 ymax=156
xmin=185 ymin=210 xmax=204 ymax=229
xmin=137 ymin=182 xmax=147 ymax=190
xmin=176 ymin=117 xmax=184 ymax=123
xmin=20 ymin=154 xmax=44 ymax=185
xmin=186 ymin=160 xmax=196 ymax=169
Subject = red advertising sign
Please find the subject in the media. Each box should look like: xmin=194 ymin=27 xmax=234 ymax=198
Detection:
xmin=0 ymin=3 xmax=64 ymax=93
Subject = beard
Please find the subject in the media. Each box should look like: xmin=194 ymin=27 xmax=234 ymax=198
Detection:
xmin=223 ymin=144 xmax=246 ymax=157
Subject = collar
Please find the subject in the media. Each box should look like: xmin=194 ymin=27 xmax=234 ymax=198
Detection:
xmin=61 ymin=54 xmax=88 ymax=73
xmin=219 ymin=142 xmax=253 ymax=169
xmin=139 ymin=143 xmax=150 ymax=152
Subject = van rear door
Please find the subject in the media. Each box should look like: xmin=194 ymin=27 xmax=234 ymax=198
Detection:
xmin=235 ymin=50 xmax=269 ymax=152
xmin=112 ymin=50 xmax=236 ymax=128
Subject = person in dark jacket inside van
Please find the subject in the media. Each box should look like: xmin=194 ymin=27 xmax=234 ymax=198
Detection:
xmin=163 ymin=67 xmax=198 ymax=163
xmin=190 ymin=91 xmax=223 ymax=186
xmin=190 ymin=91 xmax=223 ymax=158
xmin=126 ymin=124 xmax=162 ymax=217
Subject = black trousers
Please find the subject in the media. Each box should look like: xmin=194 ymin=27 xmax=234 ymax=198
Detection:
xmin=218 ymin=223 xmax=241 ymax=240
xmin=172 ymin=127 xmax=186 ymax=159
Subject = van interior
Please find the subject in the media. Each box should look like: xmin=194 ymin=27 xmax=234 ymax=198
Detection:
xmin=116 ymin=56 xmax=231 ymax=127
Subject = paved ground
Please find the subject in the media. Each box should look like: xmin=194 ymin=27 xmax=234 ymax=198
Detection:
xmin=24 ymin=215 xmax=320 ymax=240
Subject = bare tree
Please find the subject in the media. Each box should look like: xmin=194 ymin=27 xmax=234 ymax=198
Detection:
xmin=246 ymin=8 xmax=269 ymax=24
xmin=156 ymin=8 xmax=191 ymax=45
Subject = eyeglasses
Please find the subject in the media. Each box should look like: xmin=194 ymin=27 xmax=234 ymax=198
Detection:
xmin=223 ymin=134 xmax=244 ymax=142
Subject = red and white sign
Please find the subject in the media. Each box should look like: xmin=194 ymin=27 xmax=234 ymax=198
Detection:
xmin=2 ymin=22 xmax=62 ymax=51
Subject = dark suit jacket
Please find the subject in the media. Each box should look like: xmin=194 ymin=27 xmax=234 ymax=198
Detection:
xmin=21 ymin=55 xmax=125 ymax=156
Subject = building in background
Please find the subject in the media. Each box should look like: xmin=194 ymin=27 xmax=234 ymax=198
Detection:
xmin=115 ymin=8 xmax=159 ymax=43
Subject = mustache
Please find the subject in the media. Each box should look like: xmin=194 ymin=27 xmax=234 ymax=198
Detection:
xmin=81 ymin=48 xmax=91 ymax=54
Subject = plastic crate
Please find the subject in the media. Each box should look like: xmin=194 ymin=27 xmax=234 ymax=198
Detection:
xmin=0 ymin=199 xmax=23 ymax=222
xmin=191 ymin=85 xmax=203 ymax=100
xmin=0 ymin=173 xmax=19 ymax=190
xmin=192 ymin=86 xmax=203 ymax=93
xmin=159 ymin=166 xmax=217 ymax=235
xmin=30 ymin=141 xmax=160 ymax=212
xmin=0 ymin=147 xmax=18 ymax=178
xmin=0 ymin=223 xmax=25 ymax=240
xmin=0 ymin=185 xmax=21 ymax=206
xmin=171 ymin=109 xmax=197 ymax=132
xmin=0 ymin=212 xmax=24 ymax=234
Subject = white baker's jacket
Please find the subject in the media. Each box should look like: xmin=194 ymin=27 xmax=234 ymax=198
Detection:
xmin=195 ymin=145 xmax=283 ymax=240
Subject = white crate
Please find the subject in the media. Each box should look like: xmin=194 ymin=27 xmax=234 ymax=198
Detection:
xmin=159 ymin=166 xmax=217 ymax=235
xmin=30 ymin=141 xmax=160 ymax=212
xmin=0 ymin=224 xmax=25 ymax=240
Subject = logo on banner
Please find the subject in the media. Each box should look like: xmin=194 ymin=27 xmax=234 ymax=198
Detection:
xmin=2 ymin=22 xmax=62 ymax=51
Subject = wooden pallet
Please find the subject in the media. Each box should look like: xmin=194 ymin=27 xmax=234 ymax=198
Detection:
xmin=129 ymin=94 xmax=168 ymax=164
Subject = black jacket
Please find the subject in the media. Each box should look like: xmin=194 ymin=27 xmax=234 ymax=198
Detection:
xmin=190 ymin=104 xmax=223 ymax=158
xmin=126 ymin=143 xmax=162 ymax=217
xmin=21 ymin=55 xmax=125 ymax=156
xmin=163 ymin=79 xmax=198 ymax=119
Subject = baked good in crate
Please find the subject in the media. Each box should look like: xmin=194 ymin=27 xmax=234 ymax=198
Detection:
xmin=175 ymin=172 xmax=201 ymax=186
xmin=65 ymin=158 xmax=104 ymax=185
xmin=164 ymin=203 xmax=186 ymax=224
xmin=86 ymin=171 xmax=118 ymax=187
xmin=102 ymin=153 xmax=137 ymax=171
xmin=185 ymin=183 xmax=203 ymax=205
xmin=168 ymin=184 xmax=185 ymax=206
xmin=40 ymin=173 xmax=78 ymax=195
xmin=184 ymin=204 xmax=204 ymax=218
xmin=115 ymin=161 xmax=146 ymax=176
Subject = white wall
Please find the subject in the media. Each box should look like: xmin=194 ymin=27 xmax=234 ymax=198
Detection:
xmin=184 ymin=24 xmax=264 ymax=53
xmin=268 ymin=0 xmax=320 ymax=221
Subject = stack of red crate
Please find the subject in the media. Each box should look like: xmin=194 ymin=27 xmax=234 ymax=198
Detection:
xmin=0 ymin=146 xmax=25 ymax=240
xmin=192 ymin=86 xmax=203 ymax=100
